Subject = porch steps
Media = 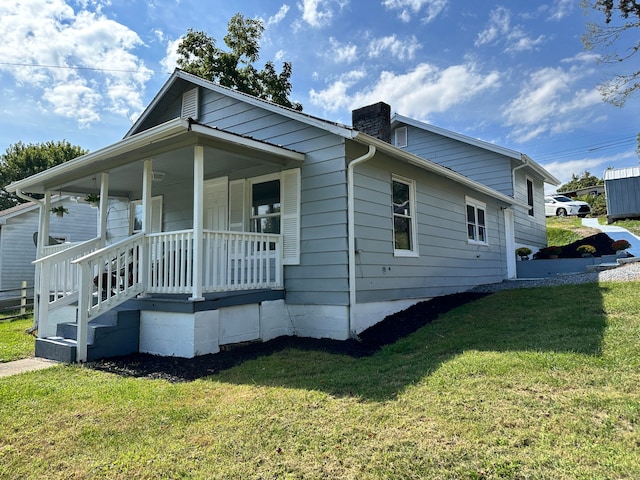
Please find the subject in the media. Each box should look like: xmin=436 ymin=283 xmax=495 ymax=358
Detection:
xmin=35 ymin=308 xmax=140 ymax=363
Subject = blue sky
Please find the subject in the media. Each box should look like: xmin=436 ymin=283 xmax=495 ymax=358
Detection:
xmin=1 ymin=0 xmax=638 ymax=190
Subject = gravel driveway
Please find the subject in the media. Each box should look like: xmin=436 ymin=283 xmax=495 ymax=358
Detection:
xmin=470 ymin=260 xmax=640 ymax=293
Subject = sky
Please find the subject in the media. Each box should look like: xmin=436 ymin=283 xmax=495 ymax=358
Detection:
xmin=1 ymin=0 xmax=639 ymax=192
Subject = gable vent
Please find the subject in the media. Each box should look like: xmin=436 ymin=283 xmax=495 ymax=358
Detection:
xmin=181 ymin=87 xmax=199 ymax=120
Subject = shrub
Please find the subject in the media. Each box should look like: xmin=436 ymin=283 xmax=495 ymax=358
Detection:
xmin=516 ymin=247 xmax=532 ymax=258
xmin=577 ymin=244 xmax=596 ymax=255
xmin=611 ymin=239 xmax=631 ymax=251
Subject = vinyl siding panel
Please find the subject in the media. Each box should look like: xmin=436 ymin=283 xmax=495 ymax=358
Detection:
xmin=512 ymin=167 xmax=547 ymax=247
xmin=402 ymin=125 xmax=514 ymax=195
xmin=605 ymin=177 xmax=640 ymax=218
xmin=352 ymin=152 xmax=508 ymax=304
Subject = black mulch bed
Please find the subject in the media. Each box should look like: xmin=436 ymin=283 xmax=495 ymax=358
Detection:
xmin=89 ymin=291 xmax=490 ymax=383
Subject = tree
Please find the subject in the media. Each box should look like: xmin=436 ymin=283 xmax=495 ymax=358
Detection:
xmin=177 ymin=13 xmax=302 ymax=111
xmin=582 ymin=0 xmax=640 ymax=107
xmin=0 ymin=141 xmax=87 ymax=210
xmin=558 ymin=170 xmax=604 ymax=193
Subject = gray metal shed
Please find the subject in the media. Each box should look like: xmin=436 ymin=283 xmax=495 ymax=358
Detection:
xmin=604 ymin=167 xmax=640 ymax=223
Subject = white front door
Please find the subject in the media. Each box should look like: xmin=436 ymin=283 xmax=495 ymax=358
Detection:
xmin=204 ymin=177 xmax=229 ymax=287
xmin=204 ymin=177 xmax=228 ymax=231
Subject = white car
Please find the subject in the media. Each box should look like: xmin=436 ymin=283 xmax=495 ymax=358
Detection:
xmin=544 ymin=195 xmax=591 ymax=217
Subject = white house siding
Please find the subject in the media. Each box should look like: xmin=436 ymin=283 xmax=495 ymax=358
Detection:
xmin=401 ymin=125 xmax=514 ymax=196
xmin=0 ymin=201 xmax=97 ymax=300
xmin=352 ymin=153 xmax=508 ymax=304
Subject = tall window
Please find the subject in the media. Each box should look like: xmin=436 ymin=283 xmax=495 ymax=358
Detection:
xmin=526 ymin=178 xmax=534 ymax=216
xmin=251 ymin=178 xmax=281 ymax=234
xmin=392 ymin=175 xmax=417 ymax=256
xmin=466 ymin=197 xmax=487 ymax=244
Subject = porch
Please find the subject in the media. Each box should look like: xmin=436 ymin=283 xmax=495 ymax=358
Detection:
xmin=34 ymin=229 xmax=285 ymax=362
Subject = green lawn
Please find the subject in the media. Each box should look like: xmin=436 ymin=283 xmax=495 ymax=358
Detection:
xmin=1 ymin=282 xmax=639 ymax=479
xmin=0 ymin=317 xmax=34 ymax=362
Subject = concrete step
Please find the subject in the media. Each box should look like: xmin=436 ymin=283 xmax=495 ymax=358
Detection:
xmin=35 ymin=337 xmax=77 ymax=363
xmin=41 ymin=309 xmax=141 ymax=363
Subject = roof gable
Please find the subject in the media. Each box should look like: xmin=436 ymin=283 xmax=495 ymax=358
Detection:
xmin=127 ymin=69 xmax=354 ymax=140
xmin=391 ymin=114 xmax=559 ymax=185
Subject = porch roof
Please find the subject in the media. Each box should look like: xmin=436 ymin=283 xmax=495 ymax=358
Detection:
xmin=6 ymin=118 xmax=304 ymax=197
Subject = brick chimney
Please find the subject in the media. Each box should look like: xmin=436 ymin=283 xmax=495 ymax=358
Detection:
xmin=352 ymin=102 xmax=391 ymax=143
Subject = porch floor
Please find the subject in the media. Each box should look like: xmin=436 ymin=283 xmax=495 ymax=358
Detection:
xmin=130 ymin=288 xmax=285 ymax=314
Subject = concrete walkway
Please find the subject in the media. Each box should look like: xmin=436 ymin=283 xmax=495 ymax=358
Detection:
xmin=0 ymin=357 xmax=58 ymax=378
xmin=582 ymin=218 xmax=640 ymax=257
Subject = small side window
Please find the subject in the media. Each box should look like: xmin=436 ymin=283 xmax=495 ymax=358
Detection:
xmin=394 ymin=127 xmax=408 ymax=148
xmin=526 ymin=178 xmax=534 ymax=216
xmin=465 ymin=196 xmax=488 ymax=245
xmin=392 ymin=175 xmax=418 ymax=256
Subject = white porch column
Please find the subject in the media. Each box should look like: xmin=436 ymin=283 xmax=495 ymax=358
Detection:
xmin=34 ymin=192 xmax=52 ymax=334
xmin=98 ymin=173 xmax=109 ymax=247
xmin=190 ymin=145 xmax=204 ymax=301
xmin=37 ymin=192 xmax=51 ymax=257
xmin=140 ymin=159 xmax=153 ymax=293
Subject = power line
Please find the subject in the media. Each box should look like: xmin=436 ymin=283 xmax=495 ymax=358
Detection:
xmin=0 ymin=61 xmax=164 ymax=75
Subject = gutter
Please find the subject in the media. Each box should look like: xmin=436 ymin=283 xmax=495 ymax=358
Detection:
xmin=347 ymin=144 xmax=376 ymax=338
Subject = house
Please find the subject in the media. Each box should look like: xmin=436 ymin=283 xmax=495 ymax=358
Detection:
xmin=389 ymin=115 xmax=559 ymax=276
xmin=604 ymin=167 xmax=640 ymax=223
xmin=7 ymin=69 xmax=558 ymax=363
xmin=0 ymin=197 xmax=97 ymax=304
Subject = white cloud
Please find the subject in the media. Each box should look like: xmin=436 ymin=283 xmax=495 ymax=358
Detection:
xmin=161 ymin=37 xmax=183 ymax=74
xmin=475 ymin=6 xmax=510 ymax=46
xmin=297 ymin=0 xmax=347 ymax=28
xmin=0 ymin=0 xmax=152 ymax=127
xmin=503 ymin=67 xmax=603 ymax=142
xmin=542 ymin=151 xmax=636 ymax=187
xmin=268 ymin=4 xmax=291 ymax=25
xmin=382 ymin=0 xmax=448 ymax=23
xmin=548 ymin=0 xmax=574 ymax=21
xmin=476 ymin=7 xmax=546 ymax=53
xmin=328 ymin=38 xmax=358 ymax=63
xmin=368 ymin=35 xmax=421 ymax=61
xmin=309 ymin=63 xmax=500 ymax=118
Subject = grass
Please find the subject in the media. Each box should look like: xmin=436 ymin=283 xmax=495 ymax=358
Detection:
xmin=1 ymin=282 xmax=640 ymax=479
xmin=546 ymin=216 xmax=596 ymax=246
xmin=0 ymin=316 xmax=35 ymax=363
xmin=607 ymin=218 xmax=640 ymax=237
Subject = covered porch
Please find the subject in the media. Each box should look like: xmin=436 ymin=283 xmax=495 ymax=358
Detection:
xmin=9 ymin=118 xmax=304 ymax=362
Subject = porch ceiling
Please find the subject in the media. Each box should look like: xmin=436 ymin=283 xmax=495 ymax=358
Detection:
xmin=7 ymin=118 xmax=304 ymax=198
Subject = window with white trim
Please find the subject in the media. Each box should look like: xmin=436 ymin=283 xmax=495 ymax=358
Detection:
xmin=526 ymin=178 xmax=534 ymax=216
xmin=466 ymin=197 xmax=488 ymax=244
xmin=394 ymin=126 xmax=408 ymax=148
xmin=392 ymin=175 xmax=418 ymax=256
xmin=250 ymin=176 xmax=281 ymax=235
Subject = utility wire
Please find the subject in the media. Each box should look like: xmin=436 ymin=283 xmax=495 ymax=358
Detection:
xmin=0 ymin=61 xmax=166 ymax=75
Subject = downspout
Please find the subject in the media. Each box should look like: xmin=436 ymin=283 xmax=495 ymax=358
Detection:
xmin=347 ymin=143 xmax=376 ymax=338
xmin=512 ymin=156 xmax=528 ymax=198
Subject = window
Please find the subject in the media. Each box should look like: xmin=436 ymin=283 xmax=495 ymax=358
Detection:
xmin=466 ymin=197 xmax=487 ymax=244
xmin=526 ymin=178 xmax=534 ymax=216
xmin=250 ymin=177 xmax=281 ymax=234
xmin=392 ymin=175 xmax=417 ymax=256
xmin=130 ymin=196 xmax=163 ymax=234
xmin=394 ymin=127 xmax=408 ymax=148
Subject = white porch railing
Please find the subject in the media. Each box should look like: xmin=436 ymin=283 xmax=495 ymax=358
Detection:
xmin=34 ymin=237 xmax=101 ymax=312
xmin=42 ymin=240 xmax=86 ymax=257
xmin=147 ymin=230 xmax=282 ymax=294
xmin=35 ymin=230 xmax=283 ymax=361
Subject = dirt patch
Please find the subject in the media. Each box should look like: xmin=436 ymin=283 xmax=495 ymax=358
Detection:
xmin=89 ymin=291 xmax=489 ymax=383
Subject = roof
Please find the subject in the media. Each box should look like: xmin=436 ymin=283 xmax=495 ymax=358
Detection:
xmin=8 ymin=70 xmax=528 ymax=210
xmin=127 ymin=69 xmax=355 ymax=140
xmin=6 ymin=118 xmax=304 ymax=195
xmin=604 ymin=166 xmax=640 ymax=181
xmin=352 ymin=133 xmax=529 ymax=209
xmin=391 ymin=114 xmax=560 ymax=185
